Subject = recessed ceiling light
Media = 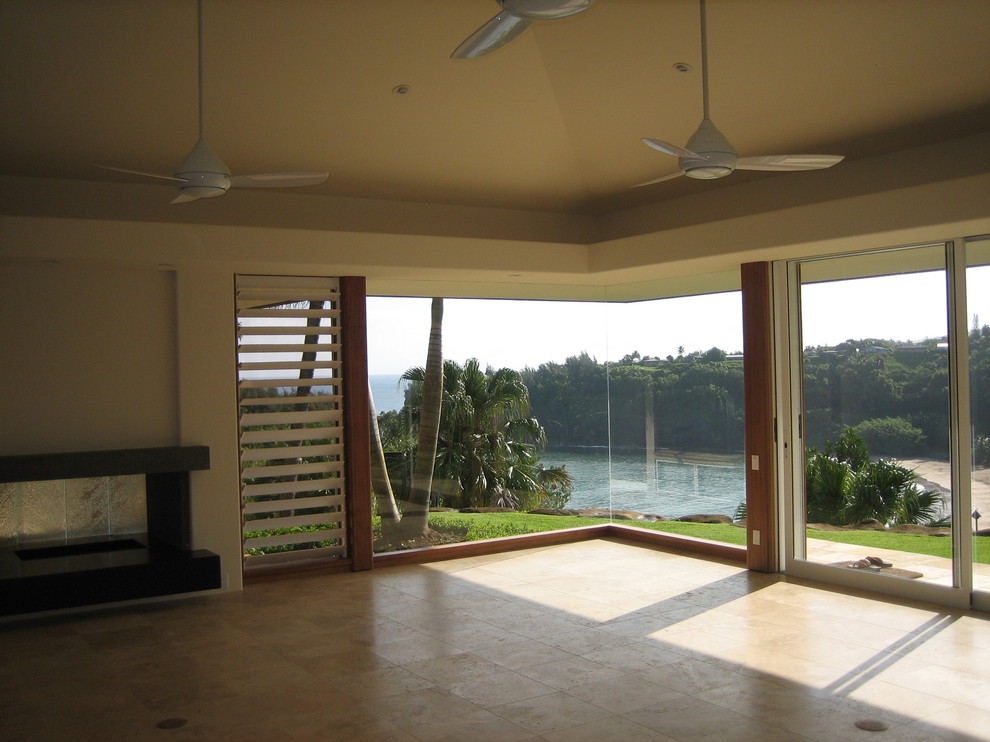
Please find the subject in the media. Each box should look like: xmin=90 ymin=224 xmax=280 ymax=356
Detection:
xmin=673 ymin=62 xmax=693 ymax=72
xmin=392 ymin=85 xmax=411 ymax=95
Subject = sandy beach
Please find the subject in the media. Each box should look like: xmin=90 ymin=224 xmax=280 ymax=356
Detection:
xmin=899 ymin=458 xmax=990 ymax=521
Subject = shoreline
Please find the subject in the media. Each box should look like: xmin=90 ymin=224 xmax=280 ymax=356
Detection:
xmin=898 ymin=458 xmax=990 ymax=521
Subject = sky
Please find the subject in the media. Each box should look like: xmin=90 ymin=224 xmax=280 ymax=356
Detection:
xmin=366 ymin=292 xmax=745 ymax=376
xmin=366 ymin=261 xmax=990 ymax=376
xmin=801 ymin=265 xmax=990 ymax=348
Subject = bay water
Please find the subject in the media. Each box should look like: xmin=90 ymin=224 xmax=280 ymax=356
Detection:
xmin=369 ymin=373 xmax=745 ymax=519
xmin=542 ymin=447 xmax=745 ymax=519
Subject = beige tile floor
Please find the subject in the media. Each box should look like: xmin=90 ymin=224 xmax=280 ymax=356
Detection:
xmin=2 ymin=538 xmax=989 ymax=742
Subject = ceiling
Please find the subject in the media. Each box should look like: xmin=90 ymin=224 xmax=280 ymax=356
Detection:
xmin=2 ymin=0 xmax=989 ymax=217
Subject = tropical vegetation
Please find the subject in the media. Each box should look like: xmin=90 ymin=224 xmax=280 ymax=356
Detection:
xmin=805 ymin=428 xmax=943 ymax=527
xmin=388 ymin=357 xmax=573 ymax=512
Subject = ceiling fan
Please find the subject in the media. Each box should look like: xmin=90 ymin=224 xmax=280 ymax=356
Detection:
xmin=634 ymin=0 xmax=842 ymax=187
xmin=98 ymin=0 xmax=328 ymax=204
xmin=452 ymin=0 xmax=595 ymax=59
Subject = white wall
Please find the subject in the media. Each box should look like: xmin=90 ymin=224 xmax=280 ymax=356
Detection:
xmin=0 ymin=262 xmax=178 ymax=455
xmin=175 ymin=267 xmax=243 ymax=591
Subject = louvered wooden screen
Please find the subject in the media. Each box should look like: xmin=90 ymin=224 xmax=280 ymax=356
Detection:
xmin=236 ymin=276 xmax=347 ymax=567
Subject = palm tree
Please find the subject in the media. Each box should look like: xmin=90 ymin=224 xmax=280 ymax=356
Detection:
xmin=369 ymin=380 xmax=400 ymax=525
xmin=534 ymin=463 xmax=574 ymax=509
xmin=402 ymin=358 xmax=569 ymax=510
xmin=805 ymin=428 xmax=943 ymax=526
xmin=389 ymin=297 xmax=444 ymax=542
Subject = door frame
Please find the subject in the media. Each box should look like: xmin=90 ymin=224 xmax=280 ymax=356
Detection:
xmin=773 ymin=241 xmax=977 ymax=610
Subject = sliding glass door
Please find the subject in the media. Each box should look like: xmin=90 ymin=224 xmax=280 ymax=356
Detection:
xmin=779 ymin=239 xmax=988 ymax=608
xmin=967 ymin=237 xmax=990 ymax=609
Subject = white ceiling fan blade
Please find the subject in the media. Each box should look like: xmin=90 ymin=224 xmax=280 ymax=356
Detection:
xmin=452 ymin=12 xmax=531 ymax=58
xmin=171 ymin=192 xmax=202 ymax=204
xmin=631 ymin=171 xmax=685 ymax=188
xmin=735 ymin=154 xmax=844 ymax=171
xmin=228 ymin=171 xmax=330 ymax=188
xmin=642 ymin=138 xmax=704 ymax=159
xmin=96 ymin=165 xmax=187 ymax=183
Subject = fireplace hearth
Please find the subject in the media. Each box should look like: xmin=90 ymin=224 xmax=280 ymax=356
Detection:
xmin=0 ymin=446 xmax=221 ymax=616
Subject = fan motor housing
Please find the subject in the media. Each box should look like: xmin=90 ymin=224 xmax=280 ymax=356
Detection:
xmin=174 ymin=171 xmax=230 ymax=199
xmin=501 ymin=0 xmax=594 ymax=20
xmin=683 ymin=118 xmax=737 ymax=178
xmin=682 ymin=153 xmax=735 ymax=179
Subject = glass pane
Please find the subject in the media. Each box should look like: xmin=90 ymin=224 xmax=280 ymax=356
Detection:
xmin=366 ymin=289 xmax=746 ymax=553
xmin=798 ymin=245 xmax=955 ymax=585
xmin=368 ymin=294 xmax=611 ymax=552
xmin=967 ymin=237 xmax=990 ymax=592
xmin=603 ymin=292 xmax=746 ymax=546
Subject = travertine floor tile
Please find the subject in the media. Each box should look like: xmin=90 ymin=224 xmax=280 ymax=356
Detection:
xmin=472 ymin=638 xmax=576 ymax=670
xmin=1 ymin=539 xmax=986 ymax=742
xmin=489 ymin=690 xmax=613 ymax=734
xmin=445 ymin=668 xmax=557 ymax=707
xmin=515 ymin=654 xmax=625 ymax=690
xmin=624 ymin=694 xmax=762 ymax=741
xmin=541 ymin=715 xmax=676 ymax=742
xmin=564 ymin=671 xmax=683 ymax=713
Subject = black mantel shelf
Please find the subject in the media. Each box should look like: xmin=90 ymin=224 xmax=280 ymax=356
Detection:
xmin=0 ymin=445 xmax=210 ymax=483
xmin=0 ymin=446 xmax=220 ymax=617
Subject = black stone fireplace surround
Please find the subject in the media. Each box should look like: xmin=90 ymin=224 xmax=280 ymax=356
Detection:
xmin=0 ymin=446 xmax=221 ymax=616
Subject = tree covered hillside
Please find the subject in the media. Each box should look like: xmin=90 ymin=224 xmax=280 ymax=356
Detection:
xmin=518 ymin=326 xmax=990 ymax=459
xmin=521 ymin=348 xmax=744 ymax=452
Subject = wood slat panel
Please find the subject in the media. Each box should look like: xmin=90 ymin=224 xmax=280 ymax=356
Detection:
xmin=241 ymin=460 xmax=343 ymax=480
xmin=245 ymin=526 xmax=344 ymax=549
xmin=245 ymin=544 xmax=347 ymax=567
xmin=240 ymin=443 xmax=343 ymax=462
xmin=238 ymin=344 xmax=340 ymax=354
xmin=238 ymin=395 xmax=341 ymax=407
xmin=240 ymin=409 xmax=341 ymax=427
xmin=237 ymin=360 xmax=340 ymax=372
xmin=238 ymin=308 xmax=341 ymax=319
xmin=242 ymin=493 xmax=344 ymax=515
xmin=238 ymin=377 xmax=339 ymax=389
xmin=242 ymin=477 xmax=344 ymax=498
xmin=237 ymin=276 xmax=339 ymax=289
xmin=236 ymin=291 xmax=339 ymax=304
xmin=237 ymin=325 xmax=339 ymax=336
xmin=244 ymin=512 xmax=343 ymax=533
xmin=239 ymin=426 xmax=340 ymax=444
xmin=237 ymin=274 xmax=349 ymax=566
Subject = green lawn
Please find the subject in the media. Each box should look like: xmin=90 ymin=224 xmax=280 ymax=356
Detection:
xmin=805 ymin=527 xmax=990 ymax=563
xmin=425 ymin=511 xmax=990 ymax=563
xmin=427 ymin=511 xmax=748 ymax=545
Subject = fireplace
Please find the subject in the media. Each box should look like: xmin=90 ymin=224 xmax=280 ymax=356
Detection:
xmin=0 ymin=446 xmax=221 ymax=616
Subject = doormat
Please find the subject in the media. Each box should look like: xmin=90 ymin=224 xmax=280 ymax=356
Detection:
xmin=830 ymin=561 xmax=924 ymax=579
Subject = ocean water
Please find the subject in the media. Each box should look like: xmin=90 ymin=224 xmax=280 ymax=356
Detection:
xmin=369 ymin=374 xmax=409 ymax=413
xmin=542 ymin=448 xmax=746 ymax=519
